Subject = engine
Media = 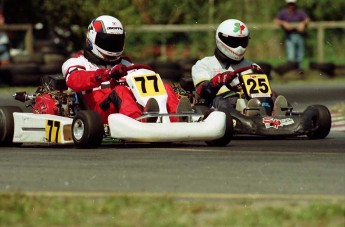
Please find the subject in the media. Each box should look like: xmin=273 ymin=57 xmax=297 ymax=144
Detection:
xmin=14 ymin=74 xmax=80 ymax=117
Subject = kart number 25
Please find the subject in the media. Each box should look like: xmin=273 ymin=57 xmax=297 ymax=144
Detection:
xmin=242 ymin=74 xmax=272 ymax=98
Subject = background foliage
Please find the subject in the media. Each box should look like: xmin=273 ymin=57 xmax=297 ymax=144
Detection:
xmin=3 ymin=0 xmax=345 ymax=64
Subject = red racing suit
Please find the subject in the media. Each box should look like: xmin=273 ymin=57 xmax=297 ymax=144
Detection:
xmin=62 ymin=51 xmax=179 ymax=123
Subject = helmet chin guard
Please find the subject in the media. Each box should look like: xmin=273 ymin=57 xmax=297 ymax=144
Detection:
xmin=215 ymin=19 xmax=249 ymax=61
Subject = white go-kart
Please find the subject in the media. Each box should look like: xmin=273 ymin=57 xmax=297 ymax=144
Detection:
xmin=0 ymin=64 xmax=232 ymax=148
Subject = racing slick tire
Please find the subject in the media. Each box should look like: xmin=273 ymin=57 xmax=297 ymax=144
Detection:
xmin=304 ymin=105 xmax=331 ymax=139
xmin=72 ymin=110 xmax=104 ymax=148
xmin=203 ymin=108 xmax=233 ymax=147
xmin=0 ymin=106 xmax=23 ymax=146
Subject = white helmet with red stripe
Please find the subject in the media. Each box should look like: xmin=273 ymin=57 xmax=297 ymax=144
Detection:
xmin=216 ymin=19 xmax=250 ymax=61
xmin=86 ymin=15 xmax=125 ymax=63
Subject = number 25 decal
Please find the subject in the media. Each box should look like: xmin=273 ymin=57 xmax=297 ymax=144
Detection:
xmin=243 ymin=74 xmax=272 ymax=97
xmin=246 ymin=78 xmax=269 ymax=94
xmin=45 ymin=120 xmax=61 ymax=143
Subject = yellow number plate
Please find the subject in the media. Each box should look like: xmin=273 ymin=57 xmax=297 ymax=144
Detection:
xmin=45 ymin=120 xmax=61 ymax=143
xmin=242 ymin=74 xmax=272 ymax=98
xmin=133 ymin=74 xmax=167 ymax=97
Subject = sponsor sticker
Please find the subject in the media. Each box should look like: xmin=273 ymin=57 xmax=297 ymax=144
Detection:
xmin=263 ymin=117 xmax=294 ymax=129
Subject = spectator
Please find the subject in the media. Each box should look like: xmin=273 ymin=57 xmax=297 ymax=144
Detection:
xmin=274 ymin=0 xmax=310 ymax=68
xmin=0 ymin=10 xmax=9 ymax=66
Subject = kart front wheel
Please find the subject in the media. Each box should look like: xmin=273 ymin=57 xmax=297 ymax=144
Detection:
xmin=0 ymin=106 xmax=22 ymax=146
xmin=205 ymin=108 xmax=233 ymax=147
xmin=305 ymin=105 xmax=331 ymax=139
xmin=72 ymin=110 xmax=104 ymax=148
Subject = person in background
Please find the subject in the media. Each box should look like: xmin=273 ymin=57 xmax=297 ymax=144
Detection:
xmin=62 ymin=15 xmax=187 ymax=123
xmin=0 ymin=10 xmax=10 ymax=66
xmin=274 ymin=0 xmax=310 ymax=68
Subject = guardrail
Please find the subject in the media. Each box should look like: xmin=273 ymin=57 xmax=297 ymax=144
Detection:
xmin=0 ymin=21 xmax=344 ymax=62
xmin=127 ymin=21 xmax=345 ymax=62
xmin=0 ymin=24 xmax=33 ymax=54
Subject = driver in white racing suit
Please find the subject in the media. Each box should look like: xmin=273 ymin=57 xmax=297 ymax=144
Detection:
xmin=192 ymin=19 xmax=282 ymax=113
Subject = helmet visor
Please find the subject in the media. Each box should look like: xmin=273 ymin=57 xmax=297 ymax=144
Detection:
xmin=95 ymin=32 xmax=125 ymax=53
xmin=218 ymin=33 xmax=249 ymax=48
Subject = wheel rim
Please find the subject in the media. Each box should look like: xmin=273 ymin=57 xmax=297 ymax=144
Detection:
xmin=73 ymin=119 xmax=85 ymax=141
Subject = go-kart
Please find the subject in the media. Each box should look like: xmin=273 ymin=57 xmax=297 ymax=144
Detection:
xmin=192 ymin=65 xmax=332 ymax=139
xmin=0 ymin=64 xmax=232 ymax=148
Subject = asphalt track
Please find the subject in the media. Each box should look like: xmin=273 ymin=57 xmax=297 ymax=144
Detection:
xmin=0 ymin=83 xmax=344 ymax=200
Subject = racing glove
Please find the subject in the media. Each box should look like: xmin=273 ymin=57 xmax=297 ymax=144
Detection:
xmin=94 ymin=64 xmax=128 ymax=83
xmin=211 ymin=71 xmax=237 ymax=88
xmin=196 ymin=72 xmax=235 ymax=105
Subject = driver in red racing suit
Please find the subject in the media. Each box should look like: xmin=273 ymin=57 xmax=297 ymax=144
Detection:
xmin=62 ymin=15 xmax=180 ymax=123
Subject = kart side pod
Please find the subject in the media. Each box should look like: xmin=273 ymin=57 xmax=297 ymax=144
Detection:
xmin=13 ymin=113 xmax=73 ymax=144
xmin=107 ymin=111 xmax=227 ymax=142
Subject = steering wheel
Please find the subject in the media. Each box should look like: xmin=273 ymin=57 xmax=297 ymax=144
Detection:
xmin=223 ymin=64 xmax=265 ymax=92
xmin=231 ymin=64 xmax=263 ymax=75
xmin=126 ymin=64 xmax=153 ymax=71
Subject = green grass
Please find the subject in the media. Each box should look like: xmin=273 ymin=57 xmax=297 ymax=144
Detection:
xmin=0 ymin=86 xmax=36 ymax=94
xmin=0 ymin=193 xmax=344 ymax=227
xmin=330 ymin=103 xmax=345 ymax=117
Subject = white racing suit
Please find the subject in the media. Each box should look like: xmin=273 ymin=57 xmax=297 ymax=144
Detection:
xmin=192 ymin=55 xmax=258 ymax=109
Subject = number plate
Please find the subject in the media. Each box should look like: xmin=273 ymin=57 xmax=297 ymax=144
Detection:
xmin=45 ymin=120 xmax=61 ymax=143
xmin=132 ymin=74 xmax=167 ymax=97
xmin=242 ymin=74 xmax=272 ymax=98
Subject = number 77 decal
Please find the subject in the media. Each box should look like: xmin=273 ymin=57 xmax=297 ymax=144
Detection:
xmin=133 ymin=74 xmax=167 ymax=96
xmin=45 ymin=120 xmax=61 ymax=143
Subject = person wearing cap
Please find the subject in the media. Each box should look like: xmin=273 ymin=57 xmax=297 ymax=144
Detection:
xmin=274 ymin=0 xmax=310 ymax=68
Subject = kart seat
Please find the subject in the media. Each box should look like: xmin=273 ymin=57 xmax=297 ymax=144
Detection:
xmin=42 ymin=74 xmax=90 ymax=110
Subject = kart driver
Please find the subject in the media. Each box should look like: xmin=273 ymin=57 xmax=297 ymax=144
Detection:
xmin=192 ymin=19 xmax=286 ymax=114
xmin=62 ymin=15 xmax=182 ymax=123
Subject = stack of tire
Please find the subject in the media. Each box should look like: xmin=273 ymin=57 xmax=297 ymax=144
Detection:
xmin=0 ymin=40 xmax=67 ymax=86
xmin=309 ymin=62 xmax=335 ymax=77
xmin=178 ymin=58 xmax=198 ymax=92
xmin=148 ymin=58 xmax=198 ymax=97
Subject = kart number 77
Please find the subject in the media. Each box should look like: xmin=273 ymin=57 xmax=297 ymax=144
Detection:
xmin=132 ymin=74 xmax=167 ymax=97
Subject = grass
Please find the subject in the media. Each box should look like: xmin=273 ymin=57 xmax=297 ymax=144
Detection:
xmin=0 ymin=86 xmax=36 ymax=94
xmin=330 ymin=103 xmax=345 ymax=117
xmin=0 ymin=193 xmax=344 ymax=227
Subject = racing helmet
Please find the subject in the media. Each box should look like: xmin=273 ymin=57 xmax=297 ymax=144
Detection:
xmin=215 ymin=19 xmax=250 ymax=61
xmin=86 ymin=15 xmax=125 ymax=63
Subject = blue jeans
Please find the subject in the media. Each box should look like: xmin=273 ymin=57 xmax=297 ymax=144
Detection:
xmin=285 ymin=33 xmax=304 ymax=66
xmin=0 ymin=44 xmax=9 ymax=61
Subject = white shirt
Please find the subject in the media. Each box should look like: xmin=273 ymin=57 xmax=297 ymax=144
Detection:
xmin=191 ymin=56 xmax=254 ymax=94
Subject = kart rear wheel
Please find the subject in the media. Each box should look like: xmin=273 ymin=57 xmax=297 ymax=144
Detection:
xmin=305 ymin=105 xmax=331 ymax=139
xmin=72 ymin=110 xmax=104 ymax=148
xmin=204 ymin=108 xmax=233 ymax=147
xmin=0 ymin=106 xmax=23 ymax=146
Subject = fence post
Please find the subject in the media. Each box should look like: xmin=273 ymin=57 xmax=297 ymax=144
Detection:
xmin=317 ymin=25 xmax=325 ymax=63
xmin=24 ymin=24 xmax=33 ymax=54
